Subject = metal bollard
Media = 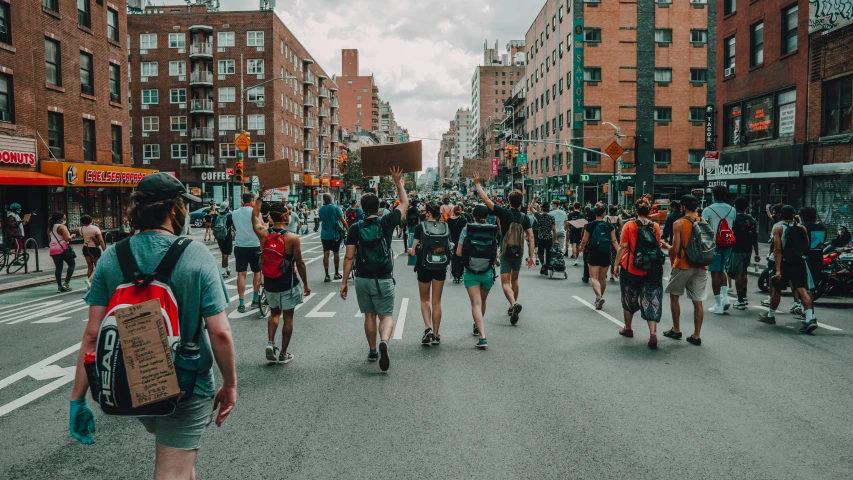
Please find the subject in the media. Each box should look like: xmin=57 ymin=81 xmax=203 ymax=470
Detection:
xmin=23 ymin=238 xmax=41 ymax=273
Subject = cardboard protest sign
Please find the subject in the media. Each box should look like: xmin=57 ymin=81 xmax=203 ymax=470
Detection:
xmin=361 ymin=140 xmax=422 ymax=177
xmin=249 ymin=160 xmax=292 ymax=189
xmin=461 ymin=158 xmax=492 ymax=180
xmin=567 ymin=219 xmax=588 ymax=229
xmin=114 ymin=300 xmax=181 ymax=408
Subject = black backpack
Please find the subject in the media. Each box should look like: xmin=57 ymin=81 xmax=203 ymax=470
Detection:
xmin=782 ymin=222 xmax=809 ymax=264
xmin=631 ymin=220 xmax=665 ymax=272
xmin=463 ymin=223 xmax=498 ymax=273
xmin=590 ymin=221 xmax=613 ymax=253
xmin=419 ymin=221 xmax=451 ymax=271
xmin=356 ymin=219 xmax=393 ymax=277
xmin=732 ymin=213 xmax=758 ymax=250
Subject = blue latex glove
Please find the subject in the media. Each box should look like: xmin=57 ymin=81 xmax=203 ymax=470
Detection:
xmin=69 ymin=398 xmax=96 ymax=445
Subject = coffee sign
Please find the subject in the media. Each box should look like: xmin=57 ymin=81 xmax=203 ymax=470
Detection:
xmin=200 ymin=171 xmax=231 ymax=182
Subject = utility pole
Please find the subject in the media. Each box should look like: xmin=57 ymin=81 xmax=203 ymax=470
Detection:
xmin=602 ymin=121 xmax=621 ymax=205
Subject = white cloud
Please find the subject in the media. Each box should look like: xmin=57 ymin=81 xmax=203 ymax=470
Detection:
xmin=218 ymin=0 xmax=533 ymax=170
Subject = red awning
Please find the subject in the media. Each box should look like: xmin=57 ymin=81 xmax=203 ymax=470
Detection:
xmin=0 ymin=170 xmax=64 ymax=186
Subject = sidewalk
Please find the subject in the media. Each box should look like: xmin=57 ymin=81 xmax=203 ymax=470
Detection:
xmin=0 ymin=229 xmax=212 ymax=294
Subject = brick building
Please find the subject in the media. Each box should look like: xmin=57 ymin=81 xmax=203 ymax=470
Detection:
xmin=804 ymin=3 xmax=853 ymax=233
xmin=337 ymin=49 xmax=379 ymax=133
xmin=0 ymin=0 xmax=150 ymax=245
xmin=470 ymin=40 xmax=524 ymax=158
xmin=127 ymin=4 xmax=340 ymax=205
xmin=713 ymin=0 xmax=807 ymax=233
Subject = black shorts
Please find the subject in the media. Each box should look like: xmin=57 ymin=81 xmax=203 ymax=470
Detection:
xmin=773 ymin=260 xmax=809 ymax=291
xmin=82 ymin=246 xmax=101 ymax=259
xmin=569 ymin=230 xmax=583 ymax=244
xmin=417 ymin=266 xmax=447 ymax=283
xmin=217 ymin=237 xmax=233 ymax=255
xmin=322 ymin=239 xmax=341 ymax=252
xmin=587 ymin=249 xmax=611 ymax=267
xmin=234 ymin=246 xmax=261 ymax=273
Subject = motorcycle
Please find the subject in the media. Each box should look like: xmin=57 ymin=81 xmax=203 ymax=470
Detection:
xmin=823 ymin=249 xmax=853 ymax=296
xmin=757 ymin=247 xmax=852 ymax=300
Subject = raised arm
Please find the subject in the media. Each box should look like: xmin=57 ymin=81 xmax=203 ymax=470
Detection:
xmin=472 ymin=173 xmax=495 ymax=210
xmin=391 ymin=167 xmax=409 ymax=213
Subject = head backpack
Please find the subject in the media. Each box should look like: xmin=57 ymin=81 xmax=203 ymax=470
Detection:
xmin=684 ymin=217 xmax=716 ymax=266
xmin=501 ymin=210 xmax=525 ymax=259
xmin=463 ymin=223 xmax=499 ymax=273
xmin=94 ymin=237 xmax=205 ymax=417
xmin=212 ymin=213 xmax=230 ymax=240
xmin=419 ymin=221 xmax=451 ymax=271
xmin=709 ymin=206 xmax=736 ymax=248
xmin=262 ymin=230 xmax=292 ymax=278
xmin=631 ymin=220 xmax=665 ymax=272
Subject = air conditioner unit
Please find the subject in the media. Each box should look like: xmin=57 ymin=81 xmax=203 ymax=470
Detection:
xmin=256 ymin=74 xmax=264 ymax=80
xmin=218 ymin=75 xmax=225 ymax=81
xmin=178 ymin=49 xmax=185 ymax=54
xmin=141 ymin=77 xmax=148 ymax=83
xmin=217 ymin=47 xmax=225 ymax=53
xmin=180 ymin=131 xmax=187 ymax=136
xmin=141 ymin=105 xmax=149 ymax=110
xmin=219 ymin=103 xmax=226 ymax=108
xmin=724 ymin=67 xmax=735 ymax=77
xmin=181 ymin=158 xmax=187 ymax=164
xmin=256 ymin=47 xmax=264 ymax=52
xmin=143 ymin=158 xmax=150 ymax=164
xmin=257 ymin=130 xmax=265 ymax=136
xmin=219 ymin=131 xmax=226 ymax=136
xmin=142 ymin=132 xmax=149 ymax=137
xmin=179 ymin=76 xmax=186 ymax=81
xmin=140 ymin=49 xmax=148 ymax=55
xmin=179 ymin=103 xmax=186 ymax=109
xmin=256 ymin=101 xmax=264 ymax=108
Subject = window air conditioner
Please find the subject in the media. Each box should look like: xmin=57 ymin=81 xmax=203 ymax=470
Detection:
xmin=724 ymin=67 xmax=734 ymax=77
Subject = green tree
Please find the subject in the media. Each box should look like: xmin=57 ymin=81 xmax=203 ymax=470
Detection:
xmin=341 ymin=150 xmax=368 ymax=190
xmin=404 ymin=178 xmax=417 ymax=193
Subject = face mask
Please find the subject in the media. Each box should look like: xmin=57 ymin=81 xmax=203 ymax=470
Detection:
xmin=60 ymin=220 xmax=66 ymax=225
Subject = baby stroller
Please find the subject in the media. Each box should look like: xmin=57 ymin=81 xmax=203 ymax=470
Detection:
xmin=548 ymin=243 xmax=568 ymax=279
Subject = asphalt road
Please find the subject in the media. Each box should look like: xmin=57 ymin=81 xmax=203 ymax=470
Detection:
xmin=1 ymin=232 xmax=852 ymax=479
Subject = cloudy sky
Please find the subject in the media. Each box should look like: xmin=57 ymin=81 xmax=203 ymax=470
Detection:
xmin=218 ymin=0 xmax=536 ymax=170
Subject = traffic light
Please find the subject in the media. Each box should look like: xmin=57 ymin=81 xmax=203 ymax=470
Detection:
xmin=512 ymin=145 xmax=519 ymax=160
xmin=234 ymin=161 xmax=244 ymax=184
xmin=520 ymin=165 xmax=526 ymax=174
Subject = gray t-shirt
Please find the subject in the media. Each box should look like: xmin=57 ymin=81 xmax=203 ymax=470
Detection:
xmin=85 ymin=232 xmax=229 ymax=397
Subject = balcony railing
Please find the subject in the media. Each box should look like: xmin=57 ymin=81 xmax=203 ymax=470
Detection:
xmin=304 ymin=139 xmax=316 ymax=151
xmin=189 ymin=43 xmax=213 ymax=57
xmin=330 ymin=98 xmax=339 ymax=108
xmin=330 ymin=114 xmax=339 ymax=125
xmin=319 ymin=107 xmax=330 ymax=118
xmin=190 ymin=99 xmax=214 ymax=112
xmin=303 ymin=72 xmax=315 ymax=85
xmin=319 ymin=127 xmax=330 ymax=137
xmin=318 ymin=87 xmax=329 ymax=98
xmin=303 ymin=117 xmax=317 ymax=130
xmin=304 ymin=94 xmax=315 ymax=107
xmin=191 ymin=154 xmax=215 ymax=168
xmin=189 ymin=71 xmax=213 ymax=84
xmin=191 ymin=127 xmax=214 ymax=140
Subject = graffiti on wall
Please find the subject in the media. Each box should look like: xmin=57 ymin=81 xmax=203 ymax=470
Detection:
xmin=812 ymin=177 xmax=853 ymax=234
xmin=809 ymin=0 xmax=853 ymax=33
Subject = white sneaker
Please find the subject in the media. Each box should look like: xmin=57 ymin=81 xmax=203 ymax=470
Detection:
xmin=278 ymin=352 xmax=294 ymax=364
xmin=594 ymin=297 xmax=605 ymax=310
xmin=708 ymin=305 xmax=727 ymax=315
xmin=760 ymin=298 xmax=772 ymax=307
xmin=265 ymin=343 xmax=279 ymax=362
xmin=84 ymin=279 xmax=91 ymax=291
xmin=572 ymin=260 xmax=578 ymax=266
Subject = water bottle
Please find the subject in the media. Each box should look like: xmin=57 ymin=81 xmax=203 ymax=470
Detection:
xmin=174 ymin=342 xmax=201 ymax=402
xmin=83 ymin=352 xmax=101 ymax=402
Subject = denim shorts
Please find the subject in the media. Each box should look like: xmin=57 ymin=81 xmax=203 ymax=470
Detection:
xmin=138 ymin=395 xmax=214 ymax=450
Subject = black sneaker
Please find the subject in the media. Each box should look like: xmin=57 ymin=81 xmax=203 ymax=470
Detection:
xmin=799 ymin=320 xmax=818 ymax=334
xmin=250 ymin=301 xmax=260 ymax=309
xmin=324 ymin=275 xmax=331 ymax=283
xmin=472 ymin=324 xmax=479 ymax=336
xmin=378 ymin=342 xmax=390 ymax=371
xmin=368 ymin=349 xmax=379 ymax=362
xmin=507 ymin=307 xmax=513 ymax=316
xmin=431 ymin=335 xmax=441 ymax=346
xmin=237 ymin=304 xmax=247 ymax=313
xmin=663 ymin=329 xmax=682 ymax=340
xmin=421 ymin=328 xmax=434 ymax=345
xmin=510 ymin=303 xmax=522 ymax=325
xmin=758 ymin=312 xmax=776 ymax=325
xmin=686 ymin=336 xmax=702 ymax=346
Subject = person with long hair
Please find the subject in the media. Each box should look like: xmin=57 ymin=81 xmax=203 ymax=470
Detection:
xmin=579 ymin=204 xmax=619 ymax=309
xmin=408 ymin=202 xmax=449 ymax=345
xmin=204 ymin=202 xmax=217 ymax=241
xmin=80 ymin=215 xmax=105 ymax=290
xmin=48 ymin=211 xmax=76 ymax=292
xmin=456 ymin=204 xmax=499 ymax=348
xmin=447 ymin=204 xmax=468 ymax=283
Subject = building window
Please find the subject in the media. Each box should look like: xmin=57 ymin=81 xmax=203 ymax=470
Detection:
xmin=248 ymin=143 xmax=265 ymax=158
xmin=585 ymin=28 xmax=601 ymax=43
xmin=750 ymin=22 xmax=764 ymax=67
xmin=142 ymin=116 xmax=159 ymax=132
xmin=168 ymin=33 xmax=185 ymax=49
xmin=688 ymin=149 xmax=704 ymax=164
xmin=45 ymin=38 xmax=62 ymax=86
xmin=690 ymin=29 xmax=708 ymax=44
xmin=219 ymin=115 xmax=236 ymax=130
xmin=82 ymin=119 xmax=95 ymax=161
xmin=111 ymin=125 xmax=122 ymax=164
xmin=219 ymin=87 xmax=235 ymax=102
xmin=247 ymin=31 xmax=264 ymax=47
xmin=0 ymin=2 xmax=11 ymax=45
xmin=654 ymin=107 xmax=672 ymax=122
xmin=247 ymin=59 xmax=264 ymax=75
xmin=822 ymin=75 xmax=852 ymax=136
xmin=168 ymin=61 xmax=186 ymax=76
xmin=169 ymin=88 xmax=185 ymax=104
xmin=0 ymin=74 xmax=12 ymax=123
xmin=141 ymin=61 xmax=157 ymax=77
xmin=247 ymin=114 xmax=264 ymax=130
xmin=107 ymin=8 xmax=118 ymax=42
xmin=171 ymin=144 xmax=187 ymax=159
xmin=143 ymin=144 xmax=160 ymax=161
xmin=655 ymin=29 xmax=672 ymax=43
xmin=584 ymin=67 xmax=602 ymax=82
xmin=583 ymin=149 xmax=601 ymax=163
xmin=170 ymin=116 xmax=186 ymax=132
xmin=690 ymin=68 xmax=708 ymax=83
xmin=108 ymin=64 xmax=120 ymax=103
xmin=47 ymin=112 xmax=64 ymax=158
xmin=656 ymin=0 xmax=673 ymax=4
xmin=654 ymin=149 xmax=672 ymax=164
xmin=80 ymin=52 xmax=93 ymax=95
xmin=247 ymin=87 xmax=264 ymax=103
xmin=724 ymin=0 xmax=736 ymax=16
xmin=584 ymin=107 xmax=601 ymax=121
xmin=43 ymin=0 xmax=58 ymax=13
xmin=782 ymin=5 xmax=798 ymax=54
xmin=724 ymin=36 xmax=736 ymax=72
xmin=218 ymin=32 xmax=234 ymax=47
xmin=139 ymin=33 xmax=157 ymax=50
xmin=77 ymin=0 xmax=90 ymax=28
xmin=689 ymin=107 xmax=704 ymax=122
xmin=220 ymin=144 xmax=237 ymax=158
xmin=218 ymin=59 xmax=235 ymax=75
xmin=654 ymin=68 xmax=672 ymax=83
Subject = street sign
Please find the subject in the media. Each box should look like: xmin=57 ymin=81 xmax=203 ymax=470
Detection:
xmin=579 ymin=174 xmax=590 ymax=183
xmin=226 ymin=168 xmax=234 ymax=176
xmin=704 ymin=150 xmax=719 ymax=169
xmin=517 ymin=154 xmax=528 ymax=165
xmin=234 ymin=132 xmax=251 ymax=152
xmin=604 ymin=141 xmax=624 ymax=161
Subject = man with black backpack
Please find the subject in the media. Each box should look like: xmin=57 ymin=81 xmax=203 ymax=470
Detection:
xmin=340 ymin=167 xmax=408 ymax=371
xmin=211 ymin=201 xmax=234 ymax=278
xmin=69 ymin=173 xmax=237 ymax=478
xmin=758 ymin=205 xmax=818 ymax=333
xmin=473 ymin=173 xmax=535 ymax=326
xmin=728 ymin=196 xmax=761 ymax=310
xmin=702 ymin=186 xmax=737 ymax=315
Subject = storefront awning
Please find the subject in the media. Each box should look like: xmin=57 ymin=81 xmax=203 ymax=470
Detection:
xmin=0 ymin=170 xmax=65 ymax=186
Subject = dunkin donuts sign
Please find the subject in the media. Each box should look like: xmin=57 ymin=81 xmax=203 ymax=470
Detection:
xmin=0 ymin=149 xmax=37 ymax=166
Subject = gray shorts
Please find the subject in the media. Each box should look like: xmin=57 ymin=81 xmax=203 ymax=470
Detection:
xmin=726 ymin=252 xmax=751 ymax=276
xmin=138 ymin=395 xmax=214 ymax=450
xmin=267 ymin=284 xmax=304 ymax=311
xmin=556 ymin=231 xmax=566 ymax=246
xmin=354 ymin=276 xmax=395 ymax=317
xmin=499 ymin=255 xmax=522 ymax=274
xmin=665 ymin=267 xmax=708 ymax=301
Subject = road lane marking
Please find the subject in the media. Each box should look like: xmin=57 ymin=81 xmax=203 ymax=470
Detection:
xmin=304 ymin=255 xmax=324 ymax=265
xmin=9 ymin=303 xmax=90 ymax=325
xmin=573 ymin=296 xmax=625 ymax=328
xmin=0 ymin=343 xmax=81 ymax=391
xmin=294 ymin=293 xmax=316 ymax=311
xmin=28 ymin=364 xmax=75 ymax=381
xmin=750 ymin=305 xmax=842 ymax=331
xmin=392 ymin=298 xmax=409 ymax=340
xmin=0 ymin=299 xmax=72 ymax=322
xmin=0 ymin=375 xmax=75 ymax=417
xmin=0 ymin=291 xmax=79 ymax=314
xmin=355 ymin=309 xmax=363 ymax=317
xmin=0 ymin=300 xmax=86 ymax=325
xmin=305 ymin=293 xmax=336 ymax=318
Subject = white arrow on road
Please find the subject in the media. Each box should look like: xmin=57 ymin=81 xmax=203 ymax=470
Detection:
xmin=305 ymin=293 xmax=336 ymax=318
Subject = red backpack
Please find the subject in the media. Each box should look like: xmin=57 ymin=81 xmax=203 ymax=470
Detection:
xmin=94 ymin=237 xmax=204 ymax=416
xmin=262 ymin=231 xmax=291 ymax=278
xmin=346 ymin=208 xmax=359 ymax=227
xmin=709 ymin=207 xmax=736 ymax=248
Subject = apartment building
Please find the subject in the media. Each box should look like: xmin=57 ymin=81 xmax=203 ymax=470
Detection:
xmin=0 ymin=0 xmax=148 ymax=244
xmin=337 ymin=49 xmax=379 ymax=133
xmin=804 ymin=2 xmax=853 ymax=233
xmin=470 ymin=40 xmax=525 ymax=158
xmin=377 ymin=98 xmax=409 ymax=143
xmin=127 ymin=4 xmax=340 ymax=203
xmin=713 ymin=0 xmax=806 ymax=231
xmin=452 ymin=108 xmax=472 ymax=167
xmin=438 ymin=122 xmax=455 ymax=185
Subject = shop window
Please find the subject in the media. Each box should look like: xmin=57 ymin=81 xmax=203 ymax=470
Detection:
xmin=170 ymin=88 xmax=186 ymax=104
xmin=822 ymin=75 xmax=852 ymax=136
xmin=0 ymin=2 xmax=10 ymax=45
xmin=0 ymin=73 xmax=13 ymax=123
xmin=107 ymin=8 xmax=119 ymax=42
xmin=77 ymin=0 xmax=90 ymax=28
xmin=725 ymin=104 xmax=742 ymax=146
xmin=47 ymin=112 xmax=64 ymax=158
xmin=688 ymin=150 xmax=704 ymax=165
xmin=782 ymin=5 xmax=798 ymax=54
xmin=111 ymin=125 xmax=121 ymax=164
xmin=109 ymin=64 xmax=121 ymax=103
xmin=654 ymin=149 xmax=671 ymax=164
xmin=45 ymin=38 xmax=62 ymax=86
xmin=82 ymin=119 xmax=95 ymax=161
xmin=750 ymin=22 xmax=764 ymax=67
xmin=744 ymin=95 xmax=774 ymax=142
xmin=777 ymin=89 xmax=796 ymax=137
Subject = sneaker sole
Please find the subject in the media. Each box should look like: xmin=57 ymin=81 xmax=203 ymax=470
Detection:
xmin=368 ymin=356 xmax=378 ymax=362
xmin=510 ymin=304 xmax=522 ymax=325
xmin=803 ymin=323 xmax=818 ymax=334
xmin=278 ymin=355 xmax=294 ymax=364
xmin=379 ymin=343 xmax=390 ymax=371
xmin=758 ymin=318 xmax=777 ymax=325
xmin=475 ymin=343 xmax=487 ymax=349
xmin=265 ymin=345 xmax=277 ymax=362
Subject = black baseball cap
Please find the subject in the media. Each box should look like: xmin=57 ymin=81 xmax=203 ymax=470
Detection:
xmin=136 ymin=172 xmax=201 ymax=203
